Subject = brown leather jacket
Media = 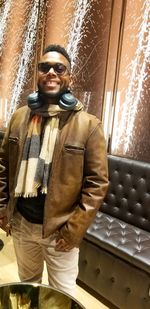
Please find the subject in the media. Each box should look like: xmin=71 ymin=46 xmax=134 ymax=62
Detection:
xmin=0 ymin=105 xmax=108 ymax=246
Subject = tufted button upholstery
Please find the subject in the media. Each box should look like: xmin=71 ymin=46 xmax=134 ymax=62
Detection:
xmin=92 ymin=155 xmax=150 ymax=273
xmin=78 ymin=155 xmax=150 ymax=309
xmin=101 ymin=155 xmax=150 ymax=231
xmin=86 ymin=212 xmax=150 ymax=273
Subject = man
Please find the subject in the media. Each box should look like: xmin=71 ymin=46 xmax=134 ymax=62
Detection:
xmin=0 ymin=44 xmax=108 ymax=297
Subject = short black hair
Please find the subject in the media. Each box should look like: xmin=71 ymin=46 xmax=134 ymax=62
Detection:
xmin=43 ymin=44 xmax=71 ymax=65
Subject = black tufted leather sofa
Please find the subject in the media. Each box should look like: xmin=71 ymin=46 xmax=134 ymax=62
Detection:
xmin=78 ymin=155 xmax=150 ymax=309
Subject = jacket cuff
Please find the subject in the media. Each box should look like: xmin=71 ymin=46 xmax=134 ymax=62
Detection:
xmin=59 ymin=223 xmax=83 ymax=247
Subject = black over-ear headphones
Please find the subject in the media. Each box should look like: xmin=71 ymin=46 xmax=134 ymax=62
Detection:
xmin=27 ymin=91 xmax=78 ymax=111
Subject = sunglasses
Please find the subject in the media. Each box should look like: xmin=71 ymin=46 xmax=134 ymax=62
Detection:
xmin=38 ymin=62 xmax=69 ymax=75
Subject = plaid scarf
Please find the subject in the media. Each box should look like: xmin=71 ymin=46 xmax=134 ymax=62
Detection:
xmin=15 ymin=102 xmax=83 ymax=198
xmin=15 ymin=114 xmax=59 ymax=197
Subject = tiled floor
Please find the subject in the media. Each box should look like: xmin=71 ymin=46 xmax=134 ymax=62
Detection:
xmin=0 ymin=230 xmax=109 ymax=309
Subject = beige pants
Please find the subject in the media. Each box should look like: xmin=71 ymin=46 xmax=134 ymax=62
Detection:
xmin=12 ymin=212 xmax=79 ymax=297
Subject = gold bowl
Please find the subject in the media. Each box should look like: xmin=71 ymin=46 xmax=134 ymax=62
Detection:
xmin=0 ymin=282 xmax=85 ymax=308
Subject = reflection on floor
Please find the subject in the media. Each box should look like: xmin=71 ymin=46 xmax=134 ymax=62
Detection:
xmin=0 ymin=230 xmax=109 ymax=309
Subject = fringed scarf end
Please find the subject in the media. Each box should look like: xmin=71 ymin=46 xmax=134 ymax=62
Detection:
xmin=41 ymin=187 xmax=47 ymax=194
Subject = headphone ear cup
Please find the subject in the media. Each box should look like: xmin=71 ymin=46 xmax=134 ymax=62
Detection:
xmin=59 ymin=92 xmax=78 ymax=110
xmin=27 ymin=92 xmax=42 ymax=110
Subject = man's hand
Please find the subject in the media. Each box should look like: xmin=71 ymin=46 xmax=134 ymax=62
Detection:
xmin=55 ymin=235 xmax=74 ymax=252
xmin=0 ymin=217 xmax=7 ymax=229
xmin=0 ymin=217 xmax=11 ymax=236
xmin=0 ymin=218 xmax=4 ymax=227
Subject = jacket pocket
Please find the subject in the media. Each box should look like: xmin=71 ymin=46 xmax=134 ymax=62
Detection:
xmin=8 ymin=136 xmax=19 ymax=158
xmin=8 ymin=137 xmax=19 ymax=191
xmin=64 ymin=144 xmax=85 ymax=154
xmin=61 ymin=144 xmax=85 ymax=185
xmin=9 ymin=136 xmax=19 ymax=143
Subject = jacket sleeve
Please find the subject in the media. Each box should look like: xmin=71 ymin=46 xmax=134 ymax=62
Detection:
xmin=0 ymin=123 xmax=11 ymax=218
xmin=60 ymin=122 xmax=109 ymax=246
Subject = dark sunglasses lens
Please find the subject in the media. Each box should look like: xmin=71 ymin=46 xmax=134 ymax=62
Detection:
xmin=54 ymin=64 xmax=66 ymax=74
xmin=38 ymin=63 xmax=67 ymax=74
xmin=38 ymin=63 xmax=50 ymax=73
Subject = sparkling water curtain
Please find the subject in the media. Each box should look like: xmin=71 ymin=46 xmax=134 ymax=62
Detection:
xmin=66 ymin=0 xmax=112 ymax=117
xmin=0 ymin=0 xmax=113 ymax=129
xmin=0 ymin=0 xmax=44 ymax=128
xmin=1 ymin=0 xmax=149 ymax=162
xmin=43 ymin=0 xmax=113 ymax=118
xmin=110 ymin=0 xmax=150 ymax=162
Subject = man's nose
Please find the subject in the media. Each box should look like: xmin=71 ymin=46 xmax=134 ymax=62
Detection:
xmin=47 ymin=67 xmax=56 ymax=74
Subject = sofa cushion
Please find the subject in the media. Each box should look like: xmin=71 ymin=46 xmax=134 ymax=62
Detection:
xmin=85 ymin=211 xmax=150 ymax=274
xmin=101 ymin=155 xmax=150 ymax=232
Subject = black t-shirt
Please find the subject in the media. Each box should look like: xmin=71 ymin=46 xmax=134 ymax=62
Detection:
xmin=17 ymin=192 xmax=46 ymax=224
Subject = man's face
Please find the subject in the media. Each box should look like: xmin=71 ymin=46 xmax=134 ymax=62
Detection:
xmin=37 ymin=51 xmax=72 ymax=98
